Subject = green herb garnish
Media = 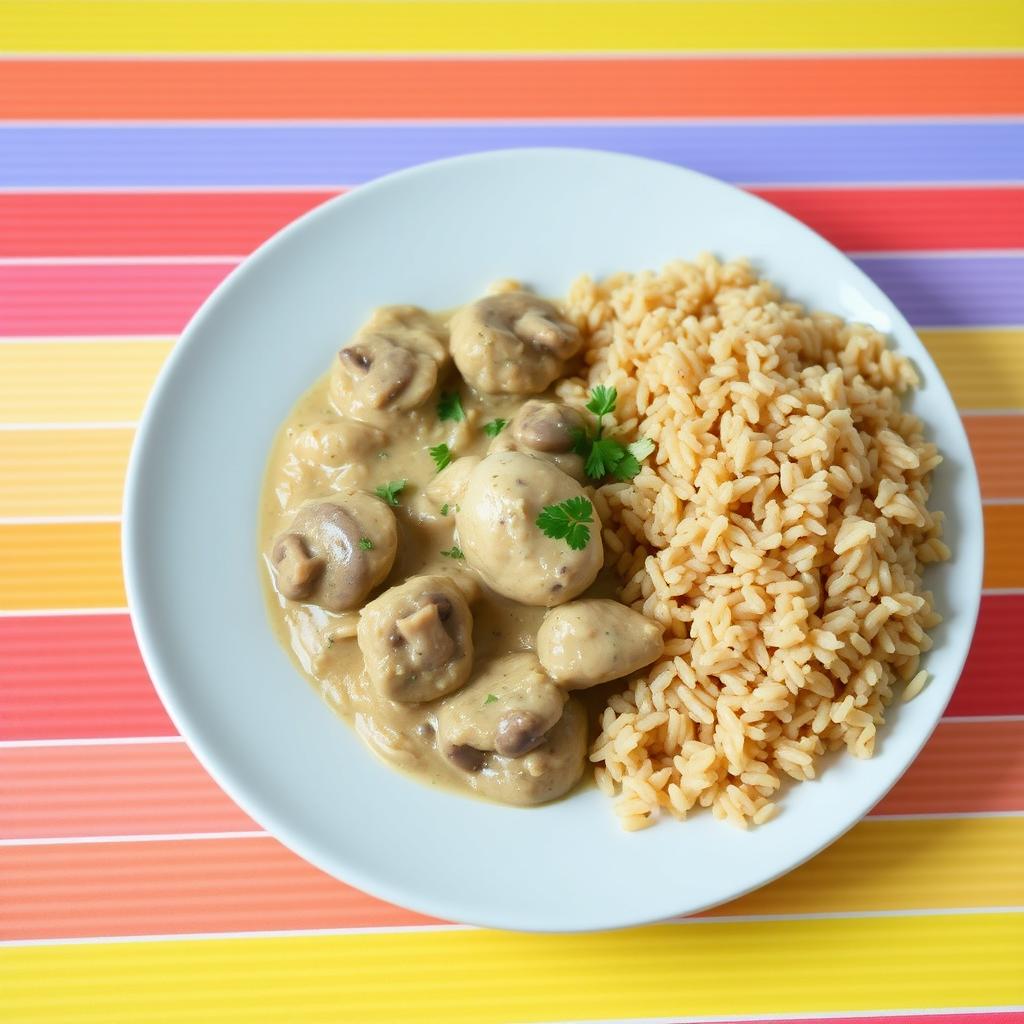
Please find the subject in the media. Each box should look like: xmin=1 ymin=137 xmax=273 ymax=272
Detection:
xmin=375 ymin=479 xmax=407 ymax=506
xmin=429 ymin=443 xmax=452 ymax=472
xmin=536 ymin=496 xmax=594 ymax=551
xmin=437 ymin=391 xmax=465 ymax=423
xmin=358 ymin=537 xmax=374 ymax=551
xmin=483 ymin=693 xmax=498 ymax=705
xmin=440 ymin=503 xmax=450 ymax=516
xmin=440 ymin=545 xmax=464 ymax=560
xmin=483 ymin=418 xmax=508 ymax=438
xmin=572 ymin=385 xmax=654 ymax=482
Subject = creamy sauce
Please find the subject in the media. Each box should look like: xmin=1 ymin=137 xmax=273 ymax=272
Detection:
xmin=259 ymin=296 xmax=661 ymax=805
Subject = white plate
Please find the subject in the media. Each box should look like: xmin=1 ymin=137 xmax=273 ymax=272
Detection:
xmin=124 ymin=149 xmax=984 ymax=933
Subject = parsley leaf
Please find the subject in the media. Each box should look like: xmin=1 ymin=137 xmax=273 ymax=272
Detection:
xmin=440 ymin=503 xmax=450 ymax=516
xmin=358 ymin=537 xmax=374 ymax=551
xmin=483 ymin=693 xmax=498 ymax=705
xmin=483 ymin=418 xmax=508 ymax=438
xmin=440 ymin=545 xmax=464 ymax=559
xmin=585 ymin=437 xmax=627 ymax=480
xmin=536 ymin=496 xmax=594 ymax=551
xmin=611 ymin=451 xmax=641 ymax=481
xmin=570 ymin=427 xmax=591 ymax=457
xmin=437 ymin=391 xmax=465 ymax=423
xmin=586 ymin=385 xmax=617 ymax=420
xmin=428 ymin=443 xmax=452 ymax=472
xmin=375 ymin=479 xmax=406 ymax=506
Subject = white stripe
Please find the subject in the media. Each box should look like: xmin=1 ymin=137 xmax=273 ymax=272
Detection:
xmin=0 ymin=255 xmax=242 ymax=266
xmin=944 ymin=714 xmax=1024 ymax=723
xmin=0 ymin=831 xmax=266 ymax=847
xmin=0 ymin=735 xmax=182 ymax=748
xmin=983 ymin=497 xmax=1024 ymax=507
xmin=983 ymin=587 xmax=1024 ymax=596
xmin=0 ymin=606 xmax=129 ymax=618
xmin=867 ymin=810 xmax=1024 ymax=821
xmin=0 ymin=47 xmax=1022 ymax=60
xmin=5 ymin=115 xmax=1024 ymax=129
xmin=739 ymin=179 xmax=1024 ymax=191
xmin=0 ymin=184 xmax=346 ymax=195
xmin=0 ymin=514 xmax=122 ymax=526
xmin=0 ymin=420 xmax=138 ymax=430
xmin=0 ymin=333 xmax=176 ymax=343
xmin=0 ymin=906 xmax=1020 ymax=951
xmin=552 ymin=1008 xmax=1024 ymax=1024
xmin=848 ymin=248 xmax=1024 ymax=260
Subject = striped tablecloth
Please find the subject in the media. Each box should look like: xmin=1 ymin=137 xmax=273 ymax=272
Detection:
xmin=1 ymin=3 xmax=1023 ymax=1022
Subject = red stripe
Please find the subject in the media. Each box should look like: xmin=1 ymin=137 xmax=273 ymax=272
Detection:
xmin=0 ymin=596 xmax=1020 ymax=742
xmin=0 ymin=615 xmax=173 ymax=740
xmin=948 ymin=594 xmax=1024 ymax=717
xmin=1 ymin=57 xmax=1022 ymax=119
xmin=0 ymin=188 xmax=1020 ymax=258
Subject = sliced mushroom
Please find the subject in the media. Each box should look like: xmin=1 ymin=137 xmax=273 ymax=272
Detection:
xmin=455 ymin=452 xmax=603 ymax=607
xmin=358 ymin=575 xmax=473 ymax=703
xmin=489 ymin=399 xmax=588 ymax=482
xmin=435 ymin=653 xmax=566 ymax=767
xmin=449 ymin=292 xmax=581 ymax=395
xmin=269 ymin=492 xmax=397 ymax=612
xmin=330 ymin=305 xmax=447 ymax=424
xmin=537 ymin=599 xmax=665 ymax=689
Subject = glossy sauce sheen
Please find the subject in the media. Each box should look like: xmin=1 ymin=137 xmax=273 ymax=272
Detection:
xmin=259 ymin=301 xmax=623 ymax=802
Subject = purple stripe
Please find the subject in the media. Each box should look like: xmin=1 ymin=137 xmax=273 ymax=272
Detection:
xmin=0 ymin=122 xmax=1021 ymax=187
xmin=856 ymin=256 xmax=1024 ymax=326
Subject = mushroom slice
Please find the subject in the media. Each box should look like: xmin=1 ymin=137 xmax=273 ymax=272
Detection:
xmin=330 ymin=305 xmax=447 ymax=422
xmin=435 ymin=653 xmax=566 ymax=767
xmin=358 ymin=575 xmax=474 ymax=703
xmin=489 ymin=399 xmax=588 ymax=482
xmin=449 ymin=292 xmax=580 ymax=395
xmin=537 ymin=599 xmax=665 ymax=689
xmin=269 ymin=492 xmax=397 ymax=612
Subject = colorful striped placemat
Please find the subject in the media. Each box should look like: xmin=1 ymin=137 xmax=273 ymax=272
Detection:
xmin=1 ymin=3 xmax=1022 ymax=1021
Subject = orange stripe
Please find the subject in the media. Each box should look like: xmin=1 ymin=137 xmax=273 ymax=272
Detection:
xmin=2 ymin=722 xmax=1019 ymax=842
xmin=964 ymin=414 xmax=1024 ymax=501
xmin=0 ymin=744 xmax=255 ymax=839
xmin=1 ymin=57 xmax=1022 ymax=119
xmin=0 ymin=522 xmax=124 ymax=610
xmin=3 ymin=818 xmax=1021 ymax=941
xmin=984 ymin=504 xmax=1024 ymax=590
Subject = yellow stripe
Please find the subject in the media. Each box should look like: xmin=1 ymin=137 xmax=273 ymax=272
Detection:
xmin=1 ymin=1 xmax=1020 ymax=53
xmin=0 ymin=430 xmax=132 ymax=518
xmin=921 ymin=328 xmax=1024 ymax=410
xmin=0 ymin=341 xmax=171 ymax=425
xmin=0 ymin=330 xmax=1017 ymax=433
xmin=722 ymin=816 xmax=1024 ymax=915
xmin=1 ymin=913 xmax=1021 ymax=1022
xmin=0 ymin=522 xmax=124 ymax=609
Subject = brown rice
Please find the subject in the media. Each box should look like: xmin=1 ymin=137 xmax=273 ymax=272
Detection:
xmin=555 ymin=255 xmax=949 ymax=829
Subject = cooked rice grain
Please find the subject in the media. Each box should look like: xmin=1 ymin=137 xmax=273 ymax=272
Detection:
xmin=556 ymin=255 xmax=947 ymax=829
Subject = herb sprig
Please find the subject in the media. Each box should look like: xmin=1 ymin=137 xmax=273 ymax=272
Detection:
xmin=437 ymin=391 xmax=465 ymax=423
xmin=483 ymin=418 xmax=508 ymax=438
xmin=572 ymin=386 xmax=655 ymax=482
xmin=374 ymin=479 xmax=407 ymax=507
xmin=428 ymin=443 xmax=452 ymax=472
xmin=535 ymin=496 xmax=594 ymax=551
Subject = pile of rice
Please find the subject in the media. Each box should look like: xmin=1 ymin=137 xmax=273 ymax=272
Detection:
xmin=556 ymin=255 xmax=949 ymax=830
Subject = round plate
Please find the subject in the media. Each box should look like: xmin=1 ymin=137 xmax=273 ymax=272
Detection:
xmin=124 ymin=148 xmax=984 ymax=932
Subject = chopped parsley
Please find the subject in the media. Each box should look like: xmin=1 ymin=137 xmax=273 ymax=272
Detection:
xmin=440 ymin=503 xmax=450 ymax=516
xmin=440 ymin=545 xmax=464 ymax=560
xmin=428 ymin=443 xmax=452 ymax=472
xmin=483 ymin=418 xmax=508 ymax=438
xmin=572 ymin=385 xmax=655 ymax=482
xmin=374 ymin=479 xmax=407 ymax=506
xmin=437 ymin=391 xmax=465 ymax=423
xmin=536 ymin=496 xmax=594 ymax=551
xmin=358 ymin=537 xmax=374 ymax=551
xmin=483 ymin=693 xmax=498 ymax=706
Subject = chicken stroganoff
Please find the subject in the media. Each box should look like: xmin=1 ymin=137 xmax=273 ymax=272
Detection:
xmin=260 ymin=289 xmax=663 ymax=806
